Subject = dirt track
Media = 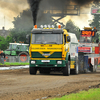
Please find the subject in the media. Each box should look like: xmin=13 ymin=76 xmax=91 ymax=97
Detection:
xmin=0 ymin=67 xmax=100 ymax=100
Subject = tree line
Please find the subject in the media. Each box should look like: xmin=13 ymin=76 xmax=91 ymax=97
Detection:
xmin=0 ymin=1 xmax=100 ymax=50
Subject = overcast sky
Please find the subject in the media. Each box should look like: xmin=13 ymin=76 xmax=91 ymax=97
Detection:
xmin=0 ymin=0 xmax=29 ymax=30
xmin=0 ymin=0 xmax=94 ymax=30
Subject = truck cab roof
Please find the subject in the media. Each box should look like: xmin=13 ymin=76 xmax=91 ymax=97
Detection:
xmin=31 ymin=28 xmax=63 ymax=34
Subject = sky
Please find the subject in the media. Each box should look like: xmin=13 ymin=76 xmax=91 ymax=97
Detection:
xmin=0 ymin=0 xmax=94 ymax=30
xmin=0 ymin=0 xmax=29 ymax=30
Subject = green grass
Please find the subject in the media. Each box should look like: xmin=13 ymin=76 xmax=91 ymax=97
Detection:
xmin=98 ymin=65 xmax=100 ymax=67
xmin=48 ymin=88 xmax=100 ymax=100
xmin=0 ymin=62 xmax=29 ymax=66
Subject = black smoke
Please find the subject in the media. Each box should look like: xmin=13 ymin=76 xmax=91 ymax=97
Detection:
xmin=27 ymin=0 xmax=100 ymax=25
xmin=73 ymin=0 xmax=100 ymax=5
xmin=27 ymin=0 xmax=41 ymax=25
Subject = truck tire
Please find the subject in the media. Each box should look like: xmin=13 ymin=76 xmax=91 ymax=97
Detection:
xmin=94 ymin=59 xmax=98 ymax=72
xmin=73 ymin=57 xmax=79 ymax=75
xmin=63 ymin=61 xmax=70 ymax=76
xmin=18 ymin=52 xmax=29 ymax=62
xmin=89 ymin=63 xmax=93 ymax=72
xmin=39 ymin=68 xmax=44 ymax=74
xmin=29 ymin=67 xmax=37 ymax=75
xmin=94 ymin=64 xmax=97 ymax=72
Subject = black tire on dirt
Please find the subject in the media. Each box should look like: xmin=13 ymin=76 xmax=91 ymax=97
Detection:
xmin=63 ymin=61 xmax=70 ymax=76
xmin=29 ymin=66 xmax=37 ymax=75
xmin=94 ymin=64 xmax=97 ymax=72
xmin=89 ymin=63 xmax=93 ymax=72
xmin=90 ymin=58 xmax=98 ymax=72
xmin=18 ymin=52 xmax=29 ymax=62
xmin=39 ymin=68 xmax=44 ymax=74
xmin=94 ymin=59 xmax=98 ymax=72
xmin=72 ymin=57 xmax=79 ymax=75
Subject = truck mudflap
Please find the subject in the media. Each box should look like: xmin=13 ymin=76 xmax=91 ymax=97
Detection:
xmin=78 ymin=53 xmax=89 ymax=73
xmin=70 ymin=56 xmax=79 ymax=74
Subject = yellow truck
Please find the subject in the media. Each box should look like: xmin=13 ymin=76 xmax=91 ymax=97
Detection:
xmin=28 ymin=25 xmax=79 ymax=76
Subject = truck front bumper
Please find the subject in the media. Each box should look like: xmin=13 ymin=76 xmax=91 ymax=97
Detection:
xmin=30 ymin=60 xmax=66 ymax=67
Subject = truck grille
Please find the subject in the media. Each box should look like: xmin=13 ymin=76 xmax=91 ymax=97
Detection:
xmin=39 ymin=64 xmax=54 ymax=67
xmin=31 ymin=52 xmax=62 ymax=58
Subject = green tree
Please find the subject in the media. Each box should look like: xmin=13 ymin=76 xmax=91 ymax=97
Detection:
xmin=5 ymin=35 xmax=13 ymax=48
xmin=13 ymin=9 xmax=33 ymax=31
xmin=89 ymin=1 xmax=100 ymax=42
xmin=0 ymin=36 xmax=7 ymax=50
xmin=10 ymin=9 xmax=33 ymax=43
xmin=12 ymin=9 xmax=53 ymax=31
xmin=10 ymin=29 xmax=31 ymax=43
xmin=65 ymin=20 xmax=80 ymax=39
xmin=89 ymin=1 xmax=100 ymax=31
xmin=0 ymin=36 xmax=6 ymax=50
xmin=0 ymin=35 xmax=13 ymax=50
xmin=10 ymin=9 xmax=52 ymax=43
xmin=89 ymin=14 xmax=100 ymax=31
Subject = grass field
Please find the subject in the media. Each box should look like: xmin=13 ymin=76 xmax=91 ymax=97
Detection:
xmin=48 ymin=88 xmax=100 ymax=100
xmin=0 ymin=62 xmax=29 ymax=66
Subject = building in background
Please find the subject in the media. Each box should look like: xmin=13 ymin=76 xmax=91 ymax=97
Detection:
xmin=0 ymin=27 xmax=10 ymax=38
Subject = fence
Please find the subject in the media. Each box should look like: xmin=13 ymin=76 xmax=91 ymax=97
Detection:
xmin=4 ymin=56 xmax=29 ymax=63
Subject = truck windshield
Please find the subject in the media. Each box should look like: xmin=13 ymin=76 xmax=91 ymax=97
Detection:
xmin=79 ymin=36 xmax=92 ymax=43
xmin=9 ymin=44 xmax=17 ymax=49
xmin=31 ymin=33 xmax=63 ymax=44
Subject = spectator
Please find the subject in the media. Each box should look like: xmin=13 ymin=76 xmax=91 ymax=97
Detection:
xmin=84 ymin=37 xmax=90 ymax=43
xmin=0 ymin=49 xmax=5 ymax=64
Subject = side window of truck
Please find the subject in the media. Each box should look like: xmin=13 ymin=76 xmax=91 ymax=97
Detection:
xmin=64 ymin=35 xmax=66 ymax=44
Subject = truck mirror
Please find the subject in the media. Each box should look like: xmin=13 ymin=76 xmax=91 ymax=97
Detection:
xmin=96 ymin=38 xmax=99 ymax=43
xmin=26 ymin=35 xmax=30 ymax=44
xmin=67 ymin=36 xmax=70 ymax=42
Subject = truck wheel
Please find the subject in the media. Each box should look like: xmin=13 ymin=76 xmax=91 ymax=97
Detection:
xmin=63 ymin=61 xmax=70 ymax=76
xmin=39 ymin=68 xmax=44 ymax=74
xmin=89 ymin=63 xmax=93 ymax=72
xmin=29 ymin=67 xmax=37 ymax=75
xmin=94 ymin=59 xmax=98 ymax=72
xmin=18 ymin=52 xmax=29 ymax=62
xmin=94 ymin=64 xmax=97 ymax=72
xmin=73 ymin=57 xmax=79 ymax=75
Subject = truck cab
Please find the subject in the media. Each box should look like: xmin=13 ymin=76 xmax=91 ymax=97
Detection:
xmin=29 ymin=25 xmax=79 ymax=75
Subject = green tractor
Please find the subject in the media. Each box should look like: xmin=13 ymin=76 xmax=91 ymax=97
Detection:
xmin=3 ymin=43 xmax=29 ymax=62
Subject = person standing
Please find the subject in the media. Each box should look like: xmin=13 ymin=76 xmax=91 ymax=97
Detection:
xmin=84 ymin=37 xmax=90 ymax=43
xmin=0 ymin=49 xmax=5 ymax=64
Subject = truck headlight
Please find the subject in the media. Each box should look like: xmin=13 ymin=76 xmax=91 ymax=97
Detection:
xmin=57 ymin=61 xmax=62 ymax=64
xmin=31 ymin=61 xmax=35 ymax=64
